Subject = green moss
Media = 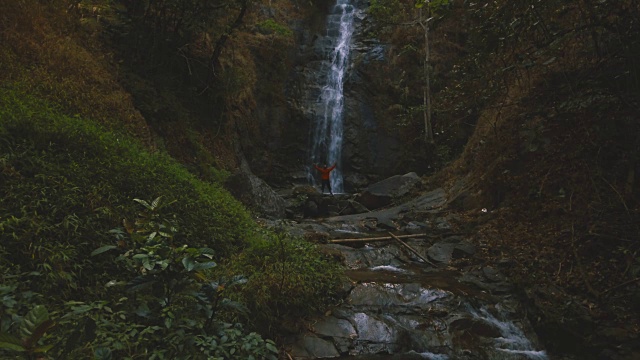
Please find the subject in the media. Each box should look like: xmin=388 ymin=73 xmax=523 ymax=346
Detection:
xmin=256 ymin=19 xmax=294 ymax=37
xmin=218 ymin=232 xmax=345 ymax=336
xmin=0 ymin=88 xmax=257 ymax=296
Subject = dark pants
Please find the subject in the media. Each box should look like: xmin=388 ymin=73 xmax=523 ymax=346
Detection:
xmin=321 ymin=179 xmax=332 ymax=194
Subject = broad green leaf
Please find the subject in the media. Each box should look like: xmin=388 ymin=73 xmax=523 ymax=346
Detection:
xmin=0 ymin=341 xmax=25 ymax=352
xmin=220 ymin=299 xmax=248 ymax=314
xmin=91 ymin=245 xmax=118 ymax=256
xmin=64 ymin=301 xmax=85 ymax=306
xmin=182 ymin=256 xmax=196 ymax=271
xmin=136 ymin=303 xmax=151 ymax=318
xmin=126 ymin=276 xmax=155 ymax=293
xmin=266 ymin=341 xmax=278 ymax=353
xmin=151 ymin=196 xmax=162 ymax=209
xmin=199 ymin=247 xmax=215 ymax=256
xmin=142 ymin=257 xmax=154 ymax=270
xmin=23 ymin=305 xmax=50 ymax=336
xmin=230 ymin=275 xmax=248 ymax=286
xmin=158 ymin=259 xmax=169 ymax=270
xmin=33 ymin=344 xmax=54 ymax=353
xmin=133 ymin=198 xmax=152 ymax=210
xmin=0 ymin=332 xmax=23 ymax=346
xmin=94 ymin=347 xmax=113 ymax=360
xmin=193 ymin=261 xmax=216 ymax=271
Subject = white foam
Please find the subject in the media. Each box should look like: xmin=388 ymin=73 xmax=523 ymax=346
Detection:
xmin=468 ymin=305 xmax=549 ymax=359
xmin=497 ymin=348 xmax=548 ymax=359
xmin=416 ymin=351 xmax=449 ymax=360
xmin=370 ymin=265 xmax=408 ymax=273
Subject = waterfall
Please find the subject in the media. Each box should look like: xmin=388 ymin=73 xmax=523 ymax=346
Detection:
xmin=309 ymin=0 xmax=356 ymax=194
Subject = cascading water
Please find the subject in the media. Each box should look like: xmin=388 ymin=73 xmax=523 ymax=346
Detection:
xmin=308 ymin=0 xmax=356 ymax=194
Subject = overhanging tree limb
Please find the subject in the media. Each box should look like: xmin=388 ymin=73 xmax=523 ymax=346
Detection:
xmin=208 ymin=0 xmax=249 ymax=83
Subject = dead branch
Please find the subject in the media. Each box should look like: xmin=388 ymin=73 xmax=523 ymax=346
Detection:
xmin=601 ymin=276 xmax=640 ymax=296
xmin=329 ymin=233 xmax=428 ymax=243
xmin=388 ymin=232 xmax=438 ymax=267
xmin=571 ymin=222 xmax=599 ymax=297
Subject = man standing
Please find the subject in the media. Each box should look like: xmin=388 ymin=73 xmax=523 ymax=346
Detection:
xmin=314 ymin=163 xmax=337 ymax=195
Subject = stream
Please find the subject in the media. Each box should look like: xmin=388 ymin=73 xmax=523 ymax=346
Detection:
xmin=278 ymin=190 xmax=550 ymax=359
xmin=292 ymin=0 xmax=550 ymax=357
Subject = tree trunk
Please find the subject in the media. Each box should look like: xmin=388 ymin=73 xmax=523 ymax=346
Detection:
xmin=208 ymin=0 xmax=249 ymax=85
xmin=421 ymin=8 xmax=434 ymax=145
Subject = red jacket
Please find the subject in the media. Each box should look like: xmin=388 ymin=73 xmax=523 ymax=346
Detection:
xmin=314 ymin=164 xmax=336 ymax=180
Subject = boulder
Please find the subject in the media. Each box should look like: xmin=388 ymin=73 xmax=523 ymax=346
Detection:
xmin=224 ymin=172 xmax=286 ymax=219
xmin=355 ymin=172 xmax=421 ymax=210
xmin=290 ymin=335 xmax=340 ymax=359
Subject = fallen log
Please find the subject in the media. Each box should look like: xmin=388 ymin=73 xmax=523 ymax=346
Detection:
xmin=388 ymin=232 xmax=437 ymax=267
xmin=329 ymin=233 xmax=428 ymax=244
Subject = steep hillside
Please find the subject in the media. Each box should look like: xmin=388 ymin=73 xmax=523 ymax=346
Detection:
xmin=0 ymin=1 xmax=344 ymax=358
xmin=0 ymin=0 xmax=153 ymax=144
xmin=421 ymin=1 xmax=640 ymax=358
xmin=363 ymin=0 xmax=638 ymax=357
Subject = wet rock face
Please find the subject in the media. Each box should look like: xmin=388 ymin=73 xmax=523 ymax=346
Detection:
xmin=279 ymin=174 xmax=443 ymax=222
xmin=286 ymin=238 xmax=548 ymax=360
xmin=224 ymin=172 xmax=286 ymax=219
xmin=355 ymin=172 xmax=421 ymax=210
xmin=250 ymin=0 xmax=424 ymax=190
xmin=274 ymin=186 xmax=547 ymax=359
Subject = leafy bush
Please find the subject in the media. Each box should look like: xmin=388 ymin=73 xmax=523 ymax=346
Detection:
xmin=0 ymin=89 xmax=279 ymax=358
xmin=0 ymin=89 xmax=346 ymax=358
xmin=1 ymin=196 xmax=279 ymax=359
xmin=0 ymin=89 xmax=257 ymax=277
xmin=220 ymin=231 xmax=346 ymax=335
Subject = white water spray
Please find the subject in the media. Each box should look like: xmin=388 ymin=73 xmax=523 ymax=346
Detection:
xmin=469 ymin=305 xmax=548 ymax=359
xmin=309 ymin=0 xmax=356 ymax=193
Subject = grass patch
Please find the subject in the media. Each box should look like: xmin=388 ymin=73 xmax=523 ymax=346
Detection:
xmin=0 ymin=86 xmax=259 ymax=307
xmin=219 ymin=232 xmax=346 ymax=337
xmin=0 ymin=87 xmax=344 ymax=358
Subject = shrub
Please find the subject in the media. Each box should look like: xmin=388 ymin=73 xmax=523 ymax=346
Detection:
xmin=220 ymin=231 xmax=346 ymax=335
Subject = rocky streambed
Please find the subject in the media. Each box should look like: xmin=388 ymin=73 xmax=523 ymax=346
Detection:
xmin=265 ymin=187 xmax=554 ymax=360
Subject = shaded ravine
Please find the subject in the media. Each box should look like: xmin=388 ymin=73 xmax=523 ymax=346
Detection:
xmin=280 ymin=190 xmax=549 ymax=359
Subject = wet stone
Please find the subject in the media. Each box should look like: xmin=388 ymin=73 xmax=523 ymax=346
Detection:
xmin=348 ymin=283 xmax=403 ymax=307
xmin=482 ymin=266 xmax=506 ymax=283
xmin=427 ymin=242 xmax=456 ymax=264
xmin=313 ymin=317 xmax=357 ymax=339
xmin=376 ymin=216 xmax=398 ymax=230
xmin=290 ymin=335 xmax=340 ymax=358
xmin=352 ymin=312 xmax=395 ymax=342
xmin=360 ymin=245 xmax=405 ymax=268
xmin=350 ymin=342 xmax=389 ymax=356
xmin=281 ymin=185 xmax=548 ymax=359
xmin=450 ymin=318 xmax=503 ymax=338
xmin=453 ymin=240 xmax=476 ymax=258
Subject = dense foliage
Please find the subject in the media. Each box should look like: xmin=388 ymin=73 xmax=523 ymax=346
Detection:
xmin=0 ymin=89 xmax=343 ymax=358
xmin=368 ymin=1 xmax=639 ymax=356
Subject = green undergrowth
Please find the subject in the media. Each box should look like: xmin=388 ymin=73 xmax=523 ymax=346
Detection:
xmin=0 ymin=87 xmax=254 ymax=266
xmin=218 ymin=231 xmax=346 ymax=337
xmin=0 ymin=88 xmax=343 ymax=359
